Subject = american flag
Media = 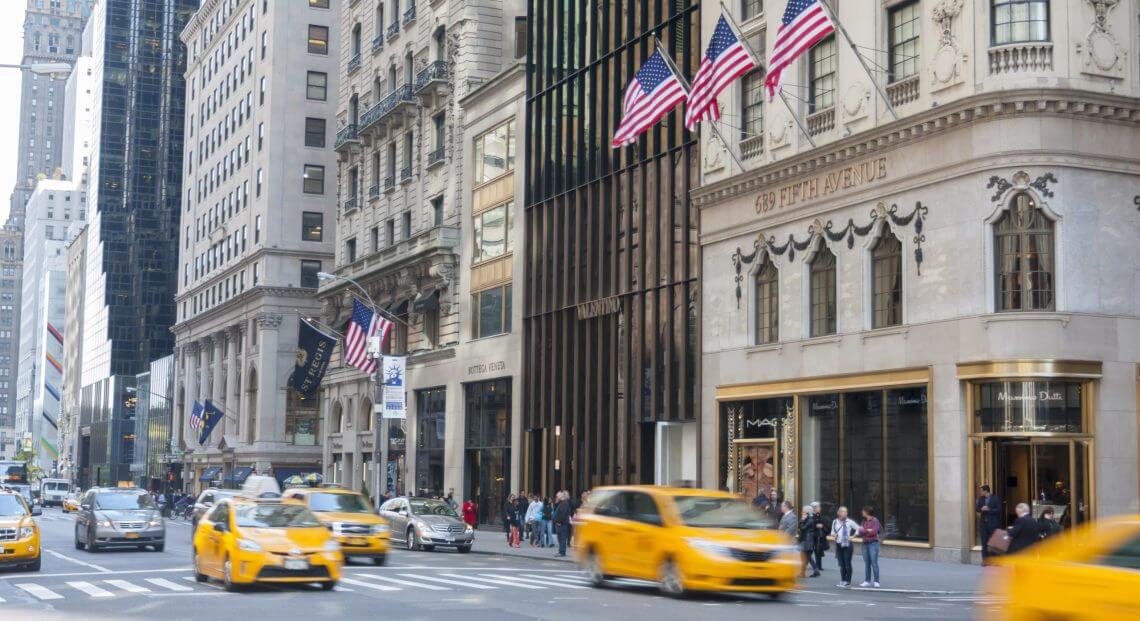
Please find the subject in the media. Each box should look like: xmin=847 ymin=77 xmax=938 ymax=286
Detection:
xmin=684 ymin=15 xmax=758 ymax=130
xmin=764 ymin=0 xmax=835 ymax=100
xmin=344 ymin=298 xmax=392 ymax=374
xmin=611 ymin=49 xmax=687 ymax=148
xmin=188 ymin=401 xmax=204 ymax=431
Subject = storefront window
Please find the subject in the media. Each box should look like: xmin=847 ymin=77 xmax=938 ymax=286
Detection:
xmin=844 ymin=391 xmax=885 ymax=529
xmin=974 ymin=380 xmax=1082 ymax=433
xmin=886 ymin=387 xmax=929 ymax=541
xmin=465 ymin=378 xmax=512 ymax=525
xmin=802 ymin=394 xmax=841 ymax=517
xmin=387 ymin=419 xmax=406 ymax=495
xmin=415 ymin=388 xmax=446 ymax=497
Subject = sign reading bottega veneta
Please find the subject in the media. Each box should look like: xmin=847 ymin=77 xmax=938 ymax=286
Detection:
xmin=754 ymin=156 xmax=889 ymax=214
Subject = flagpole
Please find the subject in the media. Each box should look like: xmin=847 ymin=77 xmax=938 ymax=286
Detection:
xmin=653 ymin=37 xmax=748 ymax=174
xmin=816 ymin=0 xmax=898 ymax=121
xmin=718 ymin=2 xmax=816 ymax=148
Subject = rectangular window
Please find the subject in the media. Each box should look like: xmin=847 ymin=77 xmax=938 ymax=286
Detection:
xmin=809 ymin=248 xmax=837 ymax=337
xmin=370 ymin=226 xmax=379 ymax=252
xmin=888 ymin=1 xmax=921 ymax=82
xmin=300 ymin=260 xmax=321 ymax=288
xmin=258 ymin=122 xmax=264 ymax=150
xmin=741 ymin=69 xmax=763 ymax=140
xmin=304 ymin=117 xmax=326 ymax=147
xmin=473 ymin=119 xmax=516 ymax=184
xmin=255 ymin=215 xmax=262 ymax=243
xmin=742 ymin=0 xmax=763 ymax=21
xmin=431 ymin=195 xmax=443 ymax=226
xmin=473 ymin=284 xmax=512 ymax=338
xmin=259 ymin=76 xmax=266 ymax=104
xmin=473 ymin=201 xmax=514 ymax=262
xmin=303 ymin=164 xmax=325 ymax=194
xmin=307 ymin=25 xmax=329 ymax=54
xmin=345 ymin=238 xmax=357 ymax=263
xmin=306 ymin=71 xmax=328 ymax=100
xmin=991 ymin=0 xmax=1049 ymax=45
xmin=302 ymin=211 xmax=323 ymax=241
xmin=513 ymin=17 xmax=527 ymax=59
xmin=309 ymin=0 xmax=329 ymax=7
xmin=256 ymin=168 xmax=263 ymax=196
xmin=809 ymin=36 xmax=837 ymax=113
xmin=386 ymin=219 xmax=395 ymax=246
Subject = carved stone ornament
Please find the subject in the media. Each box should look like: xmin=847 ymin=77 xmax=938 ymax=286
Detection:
xmin=842 ymin=82 xmax=869 ymax=120
xmin=703 ymin=134 xmax=725 ymax=173
xmin=1076 ymin=0 xmax=1124 ymax=77
xmin=257 ymin=313 xmax=284 ymax=330
xmin=767 ymin=112 xmax=791 ymax=147
xmin=930 ymin=0 xmax=967 ymax=90
xmin=986 ymin=170 xmax=1057 ymax=203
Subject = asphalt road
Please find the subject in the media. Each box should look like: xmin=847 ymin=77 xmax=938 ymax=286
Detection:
xmin=0 ymin=507 xmax=985 ymax=620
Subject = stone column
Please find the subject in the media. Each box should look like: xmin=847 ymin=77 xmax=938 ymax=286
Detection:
xmin=225 ymin=327 xmax=240 ymax=443
xmin=255 ymin=313 xmax=283 ymax=447
xmin=180 ymin=343 xmax=198 ymax=447
xmin=230 ymin=325 xmax=245 ymax=444
xmin=212 ymin=335 xmax=225 ymax=444
xmin=199 ymin=336 xmax=213 ymax=406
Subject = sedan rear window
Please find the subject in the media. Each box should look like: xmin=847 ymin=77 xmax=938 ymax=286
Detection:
xmin=672 ymin=496 xmax=774 ymax=530
xmin=95 ymin=492 xmax=156 ymax=511
xmin=308 ymin=493 xmax=372 ymax=513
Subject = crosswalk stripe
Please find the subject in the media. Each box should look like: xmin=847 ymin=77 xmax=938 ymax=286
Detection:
xmin=105 ymin=579 xmax=150 ymax=593
xmin=339 ymin=577 xmax=400 ymax=592
xmin=146 ymin=578 xmax=193 ymax=592
xmin=437 ymin=572 xmax=544 ymax=592
xmin=356 ymin=574 xmax=449 ymax=590
xmin=0 ymin=594 xmax=6 ymax=603
xmin=68 ymin=581 xmax=114 ymax=598
xmin=397 ymin=573 xmax=497 ymax=589
xmin=555 ymin=573 xmax=588 ymax=581
xmin=535 ymin=574 xmax=590 ymax=587
xmin=14 ymin=584 xmax=63 ymax=600
xmin=478 ymin=573 xmax=588 ymax=589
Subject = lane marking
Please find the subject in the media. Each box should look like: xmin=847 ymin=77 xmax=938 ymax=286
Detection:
xmin=535 ymin=574 xmax=591 ymax=587
xmin=397 ymin=573 xmax=497 ymax=589
xmin=479 ymin=573 xmax=588 ymax=589
xmin=339 ymin=577 xmax=400 ymax=592
xmin=67 ymin=581 xmax=114 ymax=598
xmin=0 ymin=567 xmax=189 ymax=580
xmin=357 ymin=574 xmax=449 ymax=590
xmin=45 ymin=550 xmax=111 ymax=573
xmin=15 ymin=583 xmax=64 ymax=600
xmin=146 ymin=578 xmax=193 ymax=592
xmin=440 ymin=573 xmax=545 ymax=590
xmin=105 ymin=579 xmax=151 ymax=593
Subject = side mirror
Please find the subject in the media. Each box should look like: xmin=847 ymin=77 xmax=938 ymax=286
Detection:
xmin=81 ymin=504 xmax=92 ymax=511
xmin=213 ymin=522 xmax=226 ymax=533
xmin=31 ymin=507 xmax=42 ymax=516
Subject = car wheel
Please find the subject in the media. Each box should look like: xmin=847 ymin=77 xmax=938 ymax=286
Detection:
xmin=223 ymin=557 xmax=239 ymax=592
xmin=87 ymin=529 xmax=101 ymax=553
xmin=192 ymin=548 xmax=208 ymax=582
xmin=456 ymin=545 xmax=471 ymax=554
xmin=657 ymin=559 xmax=686 ymax=598
xmin=320 ymin=581 xmax=337 ymax=591
xmin=371 ymin=555 xmax=386 ymax=566
xmin=769 ymin=591 xmax=786 ymax=601
xmin=406 ymin=529 xmax=418 ymax=551
xmin=26 ymin=555 xmax=41 ymax=572
xmin=422 ymin=544 xmax=435 ymax=552
xmin=584 ymin=549 xmax=608 ymax=588
xmin=152 ymin=543 xmax=165 ymax=552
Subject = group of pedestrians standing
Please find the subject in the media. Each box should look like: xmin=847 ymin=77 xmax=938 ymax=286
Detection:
xmin=502 ymin=490 xmax=584 ymax=556
xmin=778 ymin=500 xmax=882 ymax=588
xmin=977 ymin=484 xmax=1064 ymax=564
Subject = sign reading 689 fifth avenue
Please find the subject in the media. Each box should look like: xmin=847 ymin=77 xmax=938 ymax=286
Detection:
xmin=379 ymin=356 xmax=407 ymax=419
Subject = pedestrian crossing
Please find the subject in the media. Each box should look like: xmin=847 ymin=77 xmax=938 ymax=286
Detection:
xmin=1 ymin=570 xmax=594 ymax=603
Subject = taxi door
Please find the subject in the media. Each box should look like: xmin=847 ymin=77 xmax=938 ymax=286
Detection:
xmin=1056 ymin=532 xmax=1140 ymax=620
xmin=200 ymin=503 xmax=230 ymax=576
xmin=618 ymin=491 xmax=664 ymax=581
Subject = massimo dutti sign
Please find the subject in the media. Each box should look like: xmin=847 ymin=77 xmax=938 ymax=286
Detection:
xmin=754 ymin=156 xmax=889 ymax=214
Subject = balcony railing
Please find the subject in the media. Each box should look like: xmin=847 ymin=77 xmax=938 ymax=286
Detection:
xmin=400 ymin=166 xmax=412 ymax=182
xmin=368 ymin=184 xmax=380 ymax=198
xmin=886 ymin=74 xmax=920 ymax=108
xmin=334 ymin=124 xmax=359 ymax=149
xmin=377 ymin=84 xmax=415 ymax=122
xmin=988 ymin=42 xmax=1053 ymax=75
xmin=342 ymin=197 xmax=358 ymax=213
xmin=386 ymin=22 xmax=399 ymax=40
xmin=739 ymin=135 xmax=764 ymax=160
xmin=371 ymin=34 xmax=384 ymax=53
xmin=414 ymin=60 xmax=449 ymax=94
xmin=403 ymin=3 xmax=416 ymax=26
xmin=384 ymin=176 xmax=395 ymax=192
xmin=347 ymin=53 xmax=362 ymax=74
xmin=426 ymin=147 xmax=445 ymax=168
xmin=806 ymin=108 xmax=835 ymax=136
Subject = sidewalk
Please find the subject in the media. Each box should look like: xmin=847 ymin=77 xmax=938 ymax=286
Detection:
xmin=469 ymin=534 xmax=984 ymax=595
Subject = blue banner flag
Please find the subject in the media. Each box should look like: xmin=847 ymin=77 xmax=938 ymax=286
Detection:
xmin=290 ymin=318 xmax=338 ymax=399
xmin=198 ymin=400 xmax=224 ymax=445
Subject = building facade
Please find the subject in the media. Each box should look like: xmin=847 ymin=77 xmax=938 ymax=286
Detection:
xmin=323 ymin=0 xmax=526 ymax=510
xmin=0 ymin=227 xmax=22 ymax=459
xmin=61 ymin=226 xmax=87 ymax=479
xmin=698 ymin=0 xmax=1140 ymax=563
xmin=522 ymin=0 xmax=703 ymax=495
xmin=132 ymin=354 xmax=175 ymax=491
xmin=76 ymin=0 xmax=196 ymax=489
xmin=173 ymin=0 xmax=340 ymax=492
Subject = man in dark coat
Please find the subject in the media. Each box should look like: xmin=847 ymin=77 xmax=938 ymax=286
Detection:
xmin=976 ymin=485 xmax=1002 ymax=563
xmin=1006 ymin=502 xmax=1040 ymax=554
xmin=552 ymin=491 xmax=573 ymax=557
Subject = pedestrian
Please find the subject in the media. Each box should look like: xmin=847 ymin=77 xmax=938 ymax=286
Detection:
xmin=764 ymin=488 xmax=781 ymax=520
xmin=445 ymin=488 xmax=457 ymax=512
xmin=778 ymin=500 xmax=797 ymax=540
xmin=552 ymin=491 xmax=572 ymax=557
xmin=504 ymin=494 xmax=517 ymax=545
xmin=462 ymin=499 xmax=477 ymax=528
xmin=830 ymin=505 xmax=859 ymax=587
xmin=798 ymin=506 xmax=820 ymax=578
xmin=513 ymin=493 xmax=529 ymax=546
xmin=858 ymin=505 xmax=881 ymax=588
xmin=525 ymin=494 xmax=542 ymax=546
xmin=541 ymin=496 xmax=554 ymax=547
xmin=1037 ymin=507 xmax=1062 ymax=541
xmin=976 ymin=484 xmax=1002 ymax=564
xmin=1006 ymin=502 xmax=1039 ymax=555
xmin=811 ymin=501 xmax=827 ymax=572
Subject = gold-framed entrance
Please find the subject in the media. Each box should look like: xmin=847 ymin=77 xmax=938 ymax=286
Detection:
xmin=730 ymin=439 xmax=780 ymax=503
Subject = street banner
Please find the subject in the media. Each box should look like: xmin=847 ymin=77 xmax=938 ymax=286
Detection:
xmin=291 ymin=318 xmax=338 ymax=398
xmin=198 ymin=400 xmax=224 ymax=445
xmin=380 ymin=355 xmax=406 ymax=419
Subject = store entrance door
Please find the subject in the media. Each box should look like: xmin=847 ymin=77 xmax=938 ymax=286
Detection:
xmin=978 ymin=438 xmax=1091 ymax=529
xmin=732 ymin=439 xmax=779 ymax=506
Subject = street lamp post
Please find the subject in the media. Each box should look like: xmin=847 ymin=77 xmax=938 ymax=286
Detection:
xmin=316 ymin=271 xmax=410 ymax=506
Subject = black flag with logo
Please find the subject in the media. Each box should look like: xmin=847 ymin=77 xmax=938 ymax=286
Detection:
xmin=291 ymin=318 xmax=338 ymax=398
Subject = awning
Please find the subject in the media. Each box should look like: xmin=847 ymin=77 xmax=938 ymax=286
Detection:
xmin=223 ymin=467 xmax=253 ymax=486
xmin=412 ymin=288 xmax=439 ymax=313
xmin=198 ymin=466 xmax=222 ymax=483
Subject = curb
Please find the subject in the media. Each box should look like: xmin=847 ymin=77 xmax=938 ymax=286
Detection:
xmin=846 ymin=586 xmax=978 ymax=595
xmin=467 ymin=546 xmax=576 ymax=563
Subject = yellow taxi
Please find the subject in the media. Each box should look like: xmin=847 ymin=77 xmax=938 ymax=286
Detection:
xmin=191 ymin=497 xmax=342 ymax=591
xmin=574 ymin=485 xmax=798 ymax=598
xmin=0 ymin=489 xmax=41 ymax=571
xmin=989 ymin=514 xmax=1140 ymax=620
xmin=283 ymin=486 xmax=390 ymax=565
xmin=61 ymin=492 xmax=81 ymax=513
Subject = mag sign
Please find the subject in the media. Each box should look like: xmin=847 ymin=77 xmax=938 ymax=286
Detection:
xmin=379 ymin=355 xmax=407 ymax=419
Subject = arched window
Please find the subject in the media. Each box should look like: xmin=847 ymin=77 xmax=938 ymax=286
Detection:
xmin=375 ymin=3 xmax=384 ymax=33
xmin=360 ymin=399 xmax=373 ymax=432
xmin=403 ymin=51 xmax=413 ymax=84
xmin=373 ymin=77 xmax=383 ymax=101
xmin=384 ymin=301 xmax=409 ymax=355
xmin=754 ymin=255 xmax=778 ymax=344
xmin=871 ymin=224 xmax=903 ymax=328
xmin=388 ymin=65 xmax=397 ymax=90
xmin=332 ymin=401 xmax=344 ymax=433
xmin=809 ymin=246 xmax=837 ymax=337
xmin=351 ymin=23 xmax=361 ymax=56
xmin=994 ymin=192 xmax=1055 ymax=311
xmin=349 ymin=93 xmax=359 ymax=125
xmin=433 ymin=27 xmax=446 ymax=62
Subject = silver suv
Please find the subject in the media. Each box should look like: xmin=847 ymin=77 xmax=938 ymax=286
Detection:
xmin=380 ymin=496 xmax=473 ymax=552
xmin=74 ymin=488 xmax=165 ymax=552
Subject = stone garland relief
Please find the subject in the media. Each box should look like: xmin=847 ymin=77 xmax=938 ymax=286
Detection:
xmin=842 ymin=81 xmax=869 ymax=121
xmin=985 ymin=170 xmax=1057 ymax=203
xmin=930 ymin=0 xmax=967 ymax=91
xmin=730 ymin=201 xmax=929 ymax=306
xmin=1076 ymin=0 xmax=1125 ymax=78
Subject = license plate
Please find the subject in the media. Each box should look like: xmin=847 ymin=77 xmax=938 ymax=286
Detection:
xmin=445 ymin=536 xmax=455 ymax=543
xmin=125 ymin=532 xmax=140 ymax=539
xmin=345 ymin=538 xmax=366 ymax=546
xmin=284 ymin=559 xmax=309 ymax=571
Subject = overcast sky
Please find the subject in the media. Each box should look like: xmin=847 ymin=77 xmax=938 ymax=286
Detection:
xmin=0 ymin=2 xmax=27 ymax=224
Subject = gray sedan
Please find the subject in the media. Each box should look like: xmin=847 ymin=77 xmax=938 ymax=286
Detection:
xmin=74 ymin=488 xmax=165 ymax=552
xmin=380 ymin=497 xmax=473 ymax=552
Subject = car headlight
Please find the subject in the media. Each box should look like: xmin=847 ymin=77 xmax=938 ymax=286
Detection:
xmin=148 ymin=519 xmax=162 ymax=527
xmin=685 ymin=538 xmax=734 ymax=559
xmin=323 ymin=540 xmax=341 ymax=552
xmin=328 ymin=521 xmax=342 ymax=533
xmin=371 ymin=523 xmax=389 ymax=534
xmin=236 ymin=538 xmax=262 ymax=552
xmin=97 ymin=519 xmax=113 ymax=528
xmin=465 ymin=524 xmax=474 ymax=533
xmin=18 ymin=526 xmax=35 ymax=539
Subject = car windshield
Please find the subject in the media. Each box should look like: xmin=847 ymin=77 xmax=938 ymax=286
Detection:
xmin=308 ymin=493 xmax=372 ymax=513
xmin=672 ymin=496 xmax=775 ymax=530
xmin=95 ymin=492 xmax=156 ymax=511
xmin=410 ymin=499 xmax=458 ymax=517
xmin=0 ymin=495 xmax=28 ymax=516
xmin=234 ymin=503 xmax=322 ymax=528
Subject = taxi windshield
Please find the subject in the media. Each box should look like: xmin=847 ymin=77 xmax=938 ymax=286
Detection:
xmin=0 ymin=495 xmax=28 ymax=517
xmin=95 ymin=492 xmax=156 ymax=511
xmin=235 ymin=503 xmax=322 ymax=528
xmin=308 ymin=493 xmax=372 ymax=513
xmin=672 ymin=496 xmax=775 ymax=530
xmin=410 ymin=499 xmax=457 ymax=517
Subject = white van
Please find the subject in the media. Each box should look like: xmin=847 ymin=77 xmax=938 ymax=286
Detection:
xmin=40 ymin=478 xmax=72 ymax=506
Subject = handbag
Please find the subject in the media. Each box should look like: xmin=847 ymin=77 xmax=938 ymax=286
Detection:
xmin=987 ymin=528 xmax=1011 ymax=553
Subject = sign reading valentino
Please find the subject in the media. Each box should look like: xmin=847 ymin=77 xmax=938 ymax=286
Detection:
xmin=755 ymin=156 xmax=889 ymax=214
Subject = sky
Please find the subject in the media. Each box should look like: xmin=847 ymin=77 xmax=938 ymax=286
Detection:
xmin=0 ymin=2 xmax=27 ymax=224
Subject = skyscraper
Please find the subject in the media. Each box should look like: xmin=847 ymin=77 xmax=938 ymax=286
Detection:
xmin=76 ymin=0 xmax=197 ymax=488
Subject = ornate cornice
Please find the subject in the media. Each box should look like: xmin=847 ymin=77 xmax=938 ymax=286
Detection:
xmin=692 ymin=89 xmax=1140 ymax=209
xmin=172 ymin=285 xmax=321 ymax=335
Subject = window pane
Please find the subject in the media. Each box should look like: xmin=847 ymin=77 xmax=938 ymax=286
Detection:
xmin=300 ymin=260 xmax=321 ymax=288
xmin=475 ymin=205 xmax=507 ymax=261
xmin=809 ymin=247 xmax=836 ymax=336
xmin=871 ymin=229 xmax=902 ymax=328
xmin=886 ymin=387 xmax=929 ymax=541
xmin=843 ymin=391 xmax=885 ymax=531
xmin=304 ymin=117 xmax=325 ymax=147
xmin=475 ymin=287 xmax=505 ymax=338
xmin=802 ymin=394 xmax=841 ymax=519
xmin=754 ymin=260 xmax=778 ymax=344
xmin=302 ymin=211 xmax=323 ymax=241
xmin=303 ymin=165 xmax=324 ymax=194
xmin=308 ymin=25 xmax=329 ymax=54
